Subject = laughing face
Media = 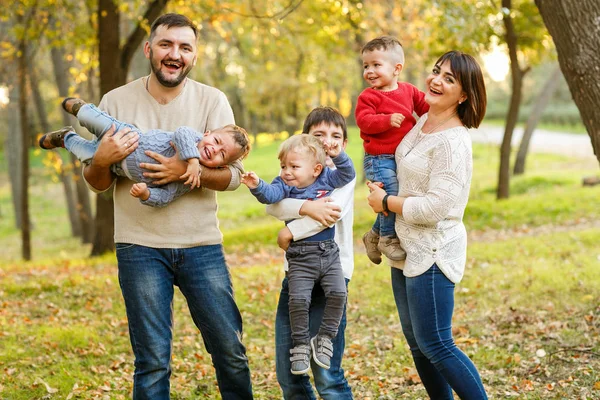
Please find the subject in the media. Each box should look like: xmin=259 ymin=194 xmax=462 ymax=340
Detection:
xmin=197 ymin=130 xmax=243 ymax=168
xmin=145 ymin=25 xmax=197 ymax=88
xmin=425 ymin=61 xmax=467 ymax=111
xmin=362 ymin=49 xmax=402 ymax=91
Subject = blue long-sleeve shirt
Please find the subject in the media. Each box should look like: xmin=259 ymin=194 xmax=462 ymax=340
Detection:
xmin=250 ymin=152 xmax=355 ymax=241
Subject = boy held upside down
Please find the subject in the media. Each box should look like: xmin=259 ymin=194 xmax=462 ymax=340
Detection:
xmin=241 ymin=134 xmax=355 ymax=375
xmin=39 ymin=98 xmax=250 ymax=207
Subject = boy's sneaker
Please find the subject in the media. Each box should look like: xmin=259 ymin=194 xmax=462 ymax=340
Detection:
xmin=378 ymin=236 xmax=406 ymax=261
xmin=310 ymin=335 xmax=333 ymax=370
xmin=290 ymin=344 xmax=311 ymax=375
xmin=362 ymin=229 xmax=382 ymax=264
xmin=38 ymin=126 xmax=73 ymax=150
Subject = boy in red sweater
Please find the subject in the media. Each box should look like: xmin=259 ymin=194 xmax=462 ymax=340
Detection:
xmin=356 ymin=36 xmax=429 ymax=264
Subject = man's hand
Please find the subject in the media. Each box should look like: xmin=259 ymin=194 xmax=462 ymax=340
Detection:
xmin=84 ymin=125 xmax=138 ymax=191
xmin=93 ymin=125 xmax=139 ymax=168
xmin=390 ymin=113 xmax=405 ymax=128
xmin=277 ymin=227 xmax=293 ymax=251
xmin=181 ymin=158 xmax=202 ymax=189
xmin=130 ymin=182 xmax=150 ymax=200
xmin=140 ymin=141 xmax=187 ymax=185
xmin=299 ymin=197 xmax=341 ymax=226
xmin=241 ymin=171 xmax=260 ymax=189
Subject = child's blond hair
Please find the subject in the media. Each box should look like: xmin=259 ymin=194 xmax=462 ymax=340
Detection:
xmin=278 ymin=135 xmax=326 ymax=167
xmin=214 ymin=124 xmax=252 ymax=160
xmin=361 ymin=36 xmax=405 ymax=66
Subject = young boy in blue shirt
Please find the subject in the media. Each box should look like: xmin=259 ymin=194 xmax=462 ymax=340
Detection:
xmin=242 ymin=134 xmax=355 ymax=375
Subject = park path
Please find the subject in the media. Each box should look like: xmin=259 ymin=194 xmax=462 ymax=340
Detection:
xmin=472 ymin=124 xmax=596 ymax=159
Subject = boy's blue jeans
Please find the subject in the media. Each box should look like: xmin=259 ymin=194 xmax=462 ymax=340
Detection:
xmin=363 ymin=153 xmax=398 ymax=238
xmin=391 ymin=265 xmax=488 ymax=400
xmin=116 ymin=243 xmax=253 ymax=399
xmin=275 ymin=277 xmax=353 ymax=399
xmin=64 ymin=104 xmax=137 ymax=163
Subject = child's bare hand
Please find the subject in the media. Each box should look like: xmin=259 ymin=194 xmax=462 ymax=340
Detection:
xmin=181 ymin=159 xmax=202 ymax=189
xmin=241 ymin=171 xmax=260 ymax=189
xmin=323 ymin=141 xmax=342 ymax=158
xmin=390 ymin=113 xmax=405 ymax=128
xmin=130 ymin=182 xmax=150 ymax=201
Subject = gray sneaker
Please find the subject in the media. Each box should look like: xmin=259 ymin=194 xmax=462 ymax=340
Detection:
xmin=362 ymin=229 xmax=382 ymax=264
xmin=378 ymin=236 xmax=407 ymax=261
xmin=290 ymin=344 xmax=311 ymax=375
xmin=310 ymin=335 xmax=333 ymax=370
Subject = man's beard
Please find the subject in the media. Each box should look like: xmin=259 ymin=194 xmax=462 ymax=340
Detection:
xmin=149 ymin=49 xmax=193 ymax=88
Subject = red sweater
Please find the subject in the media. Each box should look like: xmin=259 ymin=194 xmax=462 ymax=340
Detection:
xmin=355 ymin=83 xmax=429 ymax=155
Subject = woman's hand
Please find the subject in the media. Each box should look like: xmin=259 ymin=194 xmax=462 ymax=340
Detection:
xmin=140 ymin=142 xmax=187 ymax=185
xmin=299 ymin=197 xmax=341 ymax=226
xmin=367 ymin=181 xmax=387 ymax=214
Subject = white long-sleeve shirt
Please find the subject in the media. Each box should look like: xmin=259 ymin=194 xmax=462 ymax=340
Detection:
xmin=266 ymin=177 xmax=356 ymax=280
xmin=394 ymin=114 xmax=472 ymax=283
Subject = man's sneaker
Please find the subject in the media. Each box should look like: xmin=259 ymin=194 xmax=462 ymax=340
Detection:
xmin=310 ymin=335 xmax=333 ymax=370
xmin=290 ymin=344 xmax=311 ymax=375
xmin=362 ymin=229 xmax=382 ymax=264
xmin=378 ymin=236 xmax=406 ymax=261
xmin=38 ymin=126 xmax=73 ymax=150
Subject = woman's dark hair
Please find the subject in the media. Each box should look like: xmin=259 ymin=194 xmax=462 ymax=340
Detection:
xmin=435 ymin=51 xmax=487 ymax=129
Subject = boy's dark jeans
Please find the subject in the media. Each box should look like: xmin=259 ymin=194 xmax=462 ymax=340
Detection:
xmin=286 ymin=240 xmax=347 ymax=345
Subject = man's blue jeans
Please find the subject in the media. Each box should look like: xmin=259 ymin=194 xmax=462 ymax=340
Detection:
xmin=275 ymin=277 xmax=353 ymax=399
xmin=392 ymin=265 xmax=487 ymax=400
xmin=363 ymin=153 xmax=398 ymax=237
xmin=116 ymin=243 xmax=253 ymax=399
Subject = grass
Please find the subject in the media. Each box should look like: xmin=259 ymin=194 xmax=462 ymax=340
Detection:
xmin=1 ymin=128 xmax=600 ymax=398
xmin=1 ymin=230 xmax=599 ymax=398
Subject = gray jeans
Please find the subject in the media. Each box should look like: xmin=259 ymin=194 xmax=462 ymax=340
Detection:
xmin=286 ymin=239 xmax=347 ymax=346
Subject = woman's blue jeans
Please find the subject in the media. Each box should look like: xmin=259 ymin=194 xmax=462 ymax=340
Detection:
xmin=275 ymin=276 xmax=353 ymax=399
xmin=116 ymin=243 xmax=253 ymax=399
xmin=391 ymin=265 xmax=487 ymax=400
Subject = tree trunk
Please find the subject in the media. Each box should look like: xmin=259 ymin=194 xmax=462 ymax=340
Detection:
xmin=92 ymin=0 xmax=168 ymax=255
xmin=535 ymin=0 xmax=600 ymax=164
xmin=497 ymin=0 xmax=530 ymax=199
xmin=28 ymin=60 xmax=83 ymax=238
xmin=6 ymin=84 xmax=22 ymax=229
xmin=51 ymin=46 xmax=94 ymax=243
xmin=91 ymin=0 xmax=122 ymax=255
xmin=18 ymin=37 xmax=31 ymax=260
xmin=513 ymin=65 xmax=562 ymax=175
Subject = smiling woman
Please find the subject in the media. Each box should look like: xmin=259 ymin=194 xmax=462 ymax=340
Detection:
xmin=367 ymin=50 xmax=489 ymax=399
